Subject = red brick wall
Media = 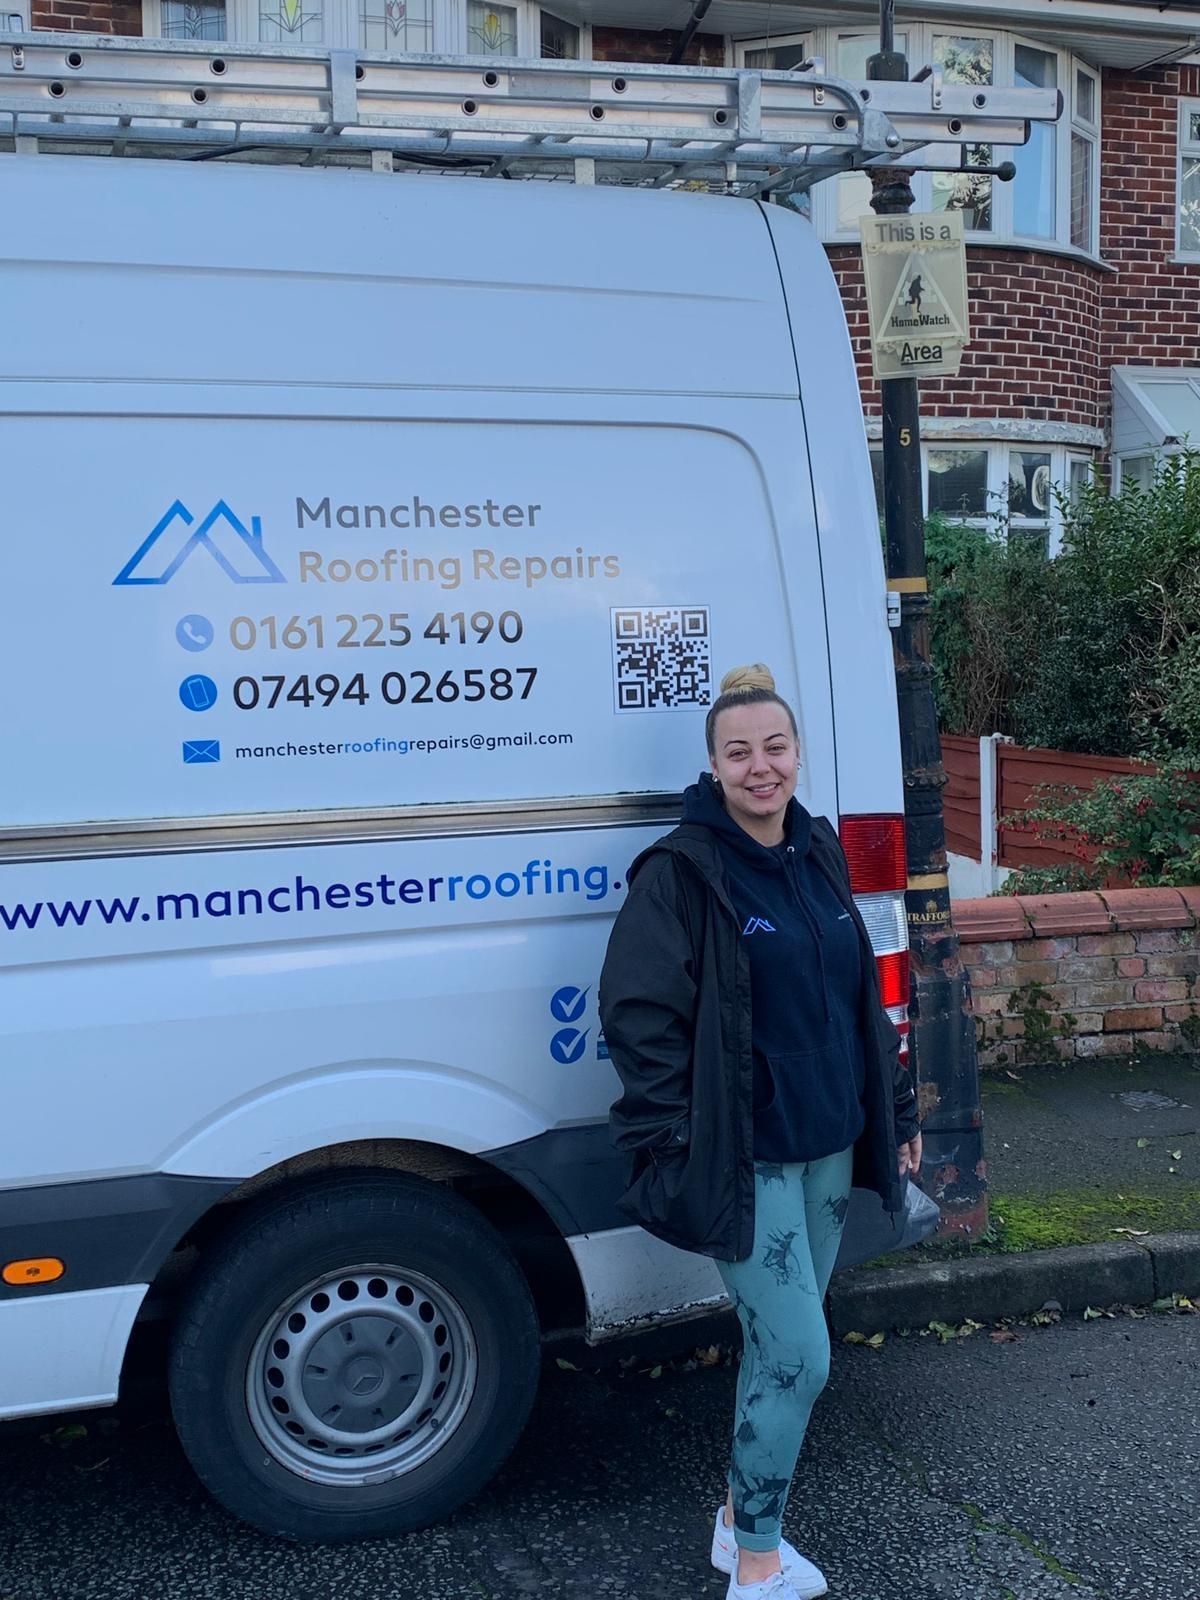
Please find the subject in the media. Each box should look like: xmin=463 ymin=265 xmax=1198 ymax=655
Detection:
xmin=1099 ymin=64 xmax=1200 ymax=371
xmin=830 ymin=244 xmax=1106 ymax=429
xmin=957 ymin=889 xmax=1200 ymax=1066
xmin=32 ymin=0 xmax=140 ymax=31
xmin=590 ymin=26 xmax=725 ymax=67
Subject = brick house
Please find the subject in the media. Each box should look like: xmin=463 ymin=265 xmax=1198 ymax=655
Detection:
xmin=8 ymin=0 xmax=1200 ymax=538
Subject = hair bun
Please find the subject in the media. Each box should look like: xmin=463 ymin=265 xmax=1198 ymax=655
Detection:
xmin=719 ymin=662 xmax=776 ymax=696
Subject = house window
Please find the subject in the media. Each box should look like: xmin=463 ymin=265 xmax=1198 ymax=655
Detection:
xmin=1180 ymin=103 xmax=1200 ymax=258
xmin=928 ymin=448 xmax=989 ymax=519
xmin=737 ymin=27 xmax=1101 ymax=257
xmin=742 ymin=33 xmax=811 ymax=71
xmin=162 ymin=0 xmax=226 ymax=36
xmin=931 ymin=34 xmax=994 ymax=233
xmin=540 ymin=10 xmax=578 ymax=59
xmin=145 ymin=0 xmax=548 ymax=56
xmin=360 ymin=0 xmax=433 ymax=53
xmin=467 ymin=1 xmax=517 ymax=54
xmin=1012 ymin=44 xmax=1056 ymax=239
xmin=917 ymin=441 xmax=1088 ymax=555
xmin=1007 ymin=448 xmax=1052 ymax=551
xmin=833 ymin=32 xmax=908 ymax=234
xmin=1118 ymin=455 xmax=1155 ymax=494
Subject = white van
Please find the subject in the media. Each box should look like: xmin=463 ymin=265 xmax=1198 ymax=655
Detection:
xmin=0 ymin=140 xmax=918 ymax=1538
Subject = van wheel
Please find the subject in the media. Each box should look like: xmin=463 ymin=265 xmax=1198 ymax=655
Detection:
xmin=168 ymin=1171 xmax=540 ymax=1542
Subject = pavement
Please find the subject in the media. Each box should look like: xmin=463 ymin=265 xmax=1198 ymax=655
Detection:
xmin=1 ymin=1309 xmax=1197 ymax=1599
xmin=829 ymin=1054 xmax=1200 ymax=1336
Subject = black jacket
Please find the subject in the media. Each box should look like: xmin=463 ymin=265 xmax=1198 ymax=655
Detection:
xmin=599 ymin=798 xmax=920 ymax=1264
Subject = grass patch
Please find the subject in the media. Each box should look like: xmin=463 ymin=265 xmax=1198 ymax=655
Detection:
xmin=988 ymin=1186 xmax=1200 ymax=1251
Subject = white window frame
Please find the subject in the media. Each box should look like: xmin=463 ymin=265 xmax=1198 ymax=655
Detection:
xmin=1070 ymin=60 xmax=1101 ymax=256
xmin=916 ymin=441 xmax=1091 ymax=556
xmin=1178 ymin=98 xmax=1200 ymax=262
xmin=143 ymin=0 xmax=555 ymax=56
xmin=736 ymin=23 xmax=1100 ymax=258
xmin=0 ymin=3 xmax=29 ymax=29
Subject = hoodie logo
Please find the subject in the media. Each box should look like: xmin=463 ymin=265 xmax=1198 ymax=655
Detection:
xmin=742 ymin=917 xmax=776 ymax=935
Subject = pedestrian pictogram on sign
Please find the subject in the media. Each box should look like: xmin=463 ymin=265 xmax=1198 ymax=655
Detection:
xmin=859 ymin=211 xmax=970 ymax=380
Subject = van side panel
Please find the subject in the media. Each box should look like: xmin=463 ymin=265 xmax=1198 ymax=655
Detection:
xmin=763 ymin=205 xmax=906 ymax=819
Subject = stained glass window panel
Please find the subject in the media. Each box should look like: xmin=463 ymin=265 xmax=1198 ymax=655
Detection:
xmin=359 ymin=0 xmax=432 ymax=54
xmin=162 ymin=0 xmax=226 ymax=37
xmin=260 ymin=0 xmax=323 ymax=42
xmin=467 ymin=2 xmax=516 ymax=55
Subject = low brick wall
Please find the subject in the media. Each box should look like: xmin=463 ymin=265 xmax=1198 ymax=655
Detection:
xmin=955 ymin=888 xmax=1200 ymax=1066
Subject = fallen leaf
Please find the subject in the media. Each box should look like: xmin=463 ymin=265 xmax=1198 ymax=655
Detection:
xmin=555 ymin=1358 xmax=579 ymax=1371
xmin=843 ymin=1331 xmax=868 ymax=1344
xmin=990 ymin=1329 xmax=1020 ymax=1344
xmin=866 ymin=1331 xmax=885 ymax=1348
xmin=663 ymin=1407 xmax=681 ymax=1420
xmin=1136 ymin=1138 xmax=1151 ymax=1149
xmin=696 ymin=1345 xmax=723 ymax=1367
xmin=648 ymin=1365 xmax=663 ymax=1379
xmin=1083 ymin=1306 xmax=1102 ymax=1320
xmin=1171 ymin=1150 xmax=1183 ymax=1161
xmin=42 ymin=1424 xmax=87 ymax=1449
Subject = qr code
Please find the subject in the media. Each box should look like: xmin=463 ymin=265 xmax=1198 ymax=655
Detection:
xmin=612 ymin=607 xmax=712 ymax=712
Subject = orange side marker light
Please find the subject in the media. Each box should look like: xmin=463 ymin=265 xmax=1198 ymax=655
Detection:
xmin=2 ymin=1258 xmax=65 ymax=1286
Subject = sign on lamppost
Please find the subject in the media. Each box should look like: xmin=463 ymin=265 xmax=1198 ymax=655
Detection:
xmin=859 ymin=210 xmax=970 ymax=380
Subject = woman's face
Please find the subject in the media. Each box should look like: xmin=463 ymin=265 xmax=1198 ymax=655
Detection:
xmin=709 ymin=700 xmax=799 ymax=836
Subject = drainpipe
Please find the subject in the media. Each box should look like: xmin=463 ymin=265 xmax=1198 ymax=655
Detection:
xmin=668 ymin=0 xmax=714 ymax=65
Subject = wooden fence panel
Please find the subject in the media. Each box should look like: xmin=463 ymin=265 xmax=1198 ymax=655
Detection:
xmin=997 ymin=745 xmax=1152 ymax=869
xmin=941 ymin=735 xmax=982 ymax=860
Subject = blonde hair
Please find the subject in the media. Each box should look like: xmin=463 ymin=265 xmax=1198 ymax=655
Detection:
xmin=705 ymin=662 xmax=799 ymax=755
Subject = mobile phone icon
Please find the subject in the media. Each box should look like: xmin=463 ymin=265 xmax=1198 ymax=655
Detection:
xmin=180 ymin=674 xmax=218 ymax=712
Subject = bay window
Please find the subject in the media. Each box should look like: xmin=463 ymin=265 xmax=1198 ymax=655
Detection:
xmin=737 ymin=25 xmax=1100 ymax=257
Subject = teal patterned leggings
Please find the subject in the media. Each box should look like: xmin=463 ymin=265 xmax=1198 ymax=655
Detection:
xmin=715 ymin=1149 xmax=854 ymax=1553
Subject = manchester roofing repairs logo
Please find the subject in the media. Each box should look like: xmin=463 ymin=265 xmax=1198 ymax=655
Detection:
xmin=113 ymin=500 xmax=286 ymax=586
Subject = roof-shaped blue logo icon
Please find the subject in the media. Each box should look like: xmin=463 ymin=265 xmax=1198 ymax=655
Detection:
xmin=114 ymin=501 xmax=286 ymax=586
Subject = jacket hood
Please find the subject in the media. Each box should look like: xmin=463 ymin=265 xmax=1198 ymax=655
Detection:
xmin=681 ymin=772 xmax=812 ymax=864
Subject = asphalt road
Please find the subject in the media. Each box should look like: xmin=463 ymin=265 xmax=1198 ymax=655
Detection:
xmin=1 ymin=1310 xmax=1197 ymax=1600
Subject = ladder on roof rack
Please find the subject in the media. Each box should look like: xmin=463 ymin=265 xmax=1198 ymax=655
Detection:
xmin=0 ymin=33 xmax=1061 ymax=196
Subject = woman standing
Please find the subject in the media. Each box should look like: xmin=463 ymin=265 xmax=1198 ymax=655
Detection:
xmin=599 ymin=664 xmax=922 ymax=1600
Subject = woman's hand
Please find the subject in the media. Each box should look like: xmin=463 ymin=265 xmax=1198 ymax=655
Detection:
xmin=897 ymin=1133 xmax=923 ymax=1177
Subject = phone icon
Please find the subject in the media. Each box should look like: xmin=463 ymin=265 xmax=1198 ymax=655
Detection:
xmin=180 ymin=674 xmax=218 ymax=712
xmin=176 ymin=614 xmax=214 ymax=653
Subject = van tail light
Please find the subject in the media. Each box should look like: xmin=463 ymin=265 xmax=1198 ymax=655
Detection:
xmin=839 ymin=813 xmax=911 ymax=1063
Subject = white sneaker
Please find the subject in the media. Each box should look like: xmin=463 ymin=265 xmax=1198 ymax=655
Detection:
xmin=723 ymin=1571 xmax=818 ymax=1600
xmin=711 ymin=1506 xmax=829 ymax=1599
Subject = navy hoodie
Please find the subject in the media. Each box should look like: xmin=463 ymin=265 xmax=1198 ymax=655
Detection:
xmin=683 ymin=775 xmax=867 ymax=1164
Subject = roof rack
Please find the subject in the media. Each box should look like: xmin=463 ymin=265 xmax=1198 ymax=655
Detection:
xmin=0 ymin=33 xmax=1061 ymax=196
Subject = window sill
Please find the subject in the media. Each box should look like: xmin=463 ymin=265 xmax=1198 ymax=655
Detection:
xmin=1171 ymin=254 xmax=1200 ymax=267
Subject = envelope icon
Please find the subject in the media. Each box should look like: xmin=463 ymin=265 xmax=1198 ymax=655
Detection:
xmin=182 ymin=739 xmax=221 ymax=764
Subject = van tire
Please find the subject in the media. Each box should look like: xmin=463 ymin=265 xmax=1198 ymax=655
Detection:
xmin=168 ymin=1170 xmax=540 ymax=1542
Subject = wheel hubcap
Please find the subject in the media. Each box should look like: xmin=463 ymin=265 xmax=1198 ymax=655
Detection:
xmin=246 ymin=1266 xmax=477 ymax=1486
